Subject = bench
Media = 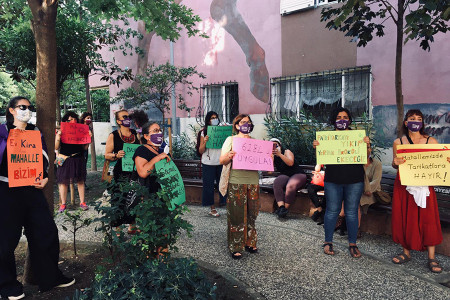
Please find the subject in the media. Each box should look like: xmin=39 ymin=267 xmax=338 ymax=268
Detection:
xmin=173 ymin=159 xmax=203 ymax=187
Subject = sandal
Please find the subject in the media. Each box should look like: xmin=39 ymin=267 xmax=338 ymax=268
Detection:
xmin=245 ymin=246 xmax=258 ymax=253
xmin=322 ymin=243 xmax=335 ymax=256
xmin=427 ymin=258 xmax=443 ymax=273
xmin=231 ymin=252 xmax=242 ymax=259
xmin=349 ymin=245 xmax=361 ymax=258
xmin=208 ymin=209 xmax=220 ymax=217
xmin=392 ymin=252 xmax=411 ymax=264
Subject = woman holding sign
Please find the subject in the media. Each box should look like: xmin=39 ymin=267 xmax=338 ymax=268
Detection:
xmin=0 ymin=96 xmax=74 ymax=300
xmin=312 ymin=107 xmax=369 ymax=258
xmin=391 ymin=109 xmax=445 ymax=273
xmin=104 ymin=109 xmax=141 ymax=232
xmin=220 ymin=114 xmax=260 ymax=259
xmin=55 ymin=112 xmax=90 ymax=212
xmin=197 ymin=111 xmax=227 ymax=217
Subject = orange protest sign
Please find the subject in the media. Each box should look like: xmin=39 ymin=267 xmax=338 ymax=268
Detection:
xmin=61 ymin=122 xmax=91 ymax=144
xmin=7 ymin=129 xmax=44 ymax=187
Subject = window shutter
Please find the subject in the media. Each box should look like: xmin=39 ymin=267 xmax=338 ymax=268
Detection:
xmin=280 ymin=0 xmax=315 ymax=15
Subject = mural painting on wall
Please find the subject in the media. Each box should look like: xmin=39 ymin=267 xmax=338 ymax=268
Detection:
xmin=373 ymin=104 xmax=450 ymax=147
xmin=210 ymin=0 xmax=270 ymax=103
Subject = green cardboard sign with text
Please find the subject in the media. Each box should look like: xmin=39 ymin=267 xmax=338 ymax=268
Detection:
xmin=316 ymin=130 xmax=367 ymax=165
xmin=155 ymin=159 xmax=186 ymax=211
xmin=206 ymin=126 xmax=233 ymax=149
xmin=122 ymin=143 xmax=140 ymax=172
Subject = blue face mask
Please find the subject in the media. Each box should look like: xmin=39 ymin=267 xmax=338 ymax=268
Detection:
xmin=211 ymin=119 xmax=219 ymax=126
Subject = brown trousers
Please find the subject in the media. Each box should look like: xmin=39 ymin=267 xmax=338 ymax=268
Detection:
xmin=227 ymin=183 xmax=260 ymax=253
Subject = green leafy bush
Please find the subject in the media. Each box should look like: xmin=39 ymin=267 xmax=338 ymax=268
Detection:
xmin=172 ymin=124 xmax=200 ymax=160
xmin=69 ymin=258 xmax=216 ymax=300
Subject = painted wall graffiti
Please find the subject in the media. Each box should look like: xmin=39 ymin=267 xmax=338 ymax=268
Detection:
xmin=210 ymin=0 xmax=270 ymax=103
xmin=372 ymin=104 xmax=450 ymax=148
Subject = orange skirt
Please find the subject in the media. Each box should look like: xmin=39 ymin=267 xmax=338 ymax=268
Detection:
xmin=391 ymin=173 xmax=442 ymax=251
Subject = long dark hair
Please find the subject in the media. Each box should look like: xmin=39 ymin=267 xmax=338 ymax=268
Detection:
xmin=6 ymin=96 xmax=30 ymax=126
xmin=140 ymin=122 xmax=159 ymax=144
xmin=329 ymin=107 xmax=352 ymax=128
xmin=80 ymin=112 xmax=93 ymax=124
xmin=402 ymin=109 xmax=426 ymax=136
xmin=130 ymin=110 xmax=149 ymax=128
xmin=203 ymin=111 xmax=219 ymax=136
xmin=62 ymin=111 xmax=79 ymax=123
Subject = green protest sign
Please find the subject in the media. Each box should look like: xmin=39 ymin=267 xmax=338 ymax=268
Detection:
xmin=122 ymin=143 xmax=141 ymax=172
xmin=316 ymin=130 xmax=367 ymax=165
xmin=206 ymin=126 xmax=233 ymax=149
xmin=155 ymin=159 xmax=186 ymax=211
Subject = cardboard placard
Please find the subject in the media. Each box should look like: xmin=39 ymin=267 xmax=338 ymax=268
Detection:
xmin=7 ymin=129 xmax=44 ymax=187
xmin=60 ymin=122 xmax=91 ymax=144
xmin=232 ymin=137 xmax=274 ymax=172
xmin=206 ymin=126 xmax=233 ymax=149
xmin=315 ymin=130 xmax=367 ymax=165
xmin=122 ymin=143 xmax=141 ymax=172
xmin=155 ymin=159 xmax=186 ymax=211
xmin=397 ymin=144 xmax=450 ymax=186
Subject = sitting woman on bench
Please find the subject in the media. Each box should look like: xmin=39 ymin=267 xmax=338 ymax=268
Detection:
xmin=270 ymin=138 xmax=307 ymax=218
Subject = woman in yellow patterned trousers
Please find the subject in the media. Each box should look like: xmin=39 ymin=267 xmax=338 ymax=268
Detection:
xmin=220 ymin=114 xmax=260 ymax=259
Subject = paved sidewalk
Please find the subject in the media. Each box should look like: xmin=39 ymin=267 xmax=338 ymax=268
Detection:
xmin=51 ymin=204 xmax=450 ymax=300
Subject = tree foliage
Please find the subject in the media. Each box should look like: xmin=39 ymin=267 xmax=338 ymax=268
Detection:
xmin=321 ymin=0 xmax=450 ymax=51
xmin=114 ymin=62 xmax=205 ymax=123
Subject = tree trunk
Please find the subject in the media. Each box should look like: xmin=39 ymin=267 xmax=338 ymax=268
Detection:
xmin=395 ymin=0 xmax=405 ymax=137
xmin=24 ymin=0 xmax=58 ymax=285
xmin=85 ymin=74 xmax=97 ymax=171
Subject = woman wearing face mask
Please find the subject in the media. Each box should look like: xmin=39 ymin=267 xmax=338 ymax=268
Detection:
xmin=80 ymin=112 xmax=93 ymax=172
xmin=312 ymin=107 xmax=369 ymax=258
xmin=220 ymin=114 xmax=260 ymax=259
xmin=270 ymin=138 xmax=307 ymax=219
xmin=0 ymin=96 xmax=74 ymax=300
xmin=197 ymin=111 xmax=227 ymax=217
xmin=56 ymin=111 xmax=89 ymax=212
xmin=391 ymin=109 xmax=447 ymax=273
xmin=133 ymin=122 xmax=170 ymax=192
xmin=104 ymin=109 xmax=141 ymax=232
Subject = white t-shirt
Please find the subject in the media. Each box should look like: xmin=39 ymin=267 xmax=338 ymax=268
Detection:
xmin=201 ymin=131 xmax=221 ymax=165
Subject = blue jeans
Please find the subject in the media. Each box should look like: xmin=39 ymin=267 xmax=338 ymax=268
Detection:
xmin=202 ymin=164 xmax=226 ymax=206
xmin=324 ymin=181 xmax=364 ymax=244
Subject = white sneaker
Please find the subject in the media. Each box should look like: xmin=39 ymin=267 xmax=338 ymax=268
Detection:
xmin=7 ymin=293 xmax=25 ymax=300
xmin=56 ymin=278 xmax=75 ymax=288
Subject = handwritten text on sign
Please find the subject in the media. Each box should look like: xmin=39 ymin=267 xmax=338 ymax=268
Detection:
xmin=316 ymin=130 xmax=367 ymax=165
xmin=61 ymin=122 xmax=91 ymax=144
xmin=206 ymin=126 xmax=233 ymax=149
xmin=232 ymin=138 xmax=274 ymax=171
xmin=397 ymin=144 xmax=449 ymax=186
xmin=7 ymin=129 xmax=43 ymax=187
xmin=155 ymin=159 xmax=186 ymax=211
xmin=122 ymin=143 xmax=140 ymax=172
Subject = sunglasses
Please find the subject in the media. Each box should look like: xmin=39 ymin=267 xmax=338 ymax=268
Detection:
xmin=121 ymin=115 xmax=130 ymax=120
xmin=15 ymin=105 xmax=35 ymax=112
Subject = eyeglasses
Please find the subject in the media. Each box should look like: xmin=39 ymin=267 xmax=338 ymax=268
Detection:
xmin=15 ymin=105 xmax=35 ymax=112
xmin=239 ymin=120 xmax=252 ymax=125
xmin=149 ymin=128 xmax=162 ymax=134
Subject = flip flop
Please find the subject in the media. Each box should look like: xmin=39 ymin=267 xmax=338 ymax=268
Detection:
xmin=392 ymin=252 xmax=411 ymax=264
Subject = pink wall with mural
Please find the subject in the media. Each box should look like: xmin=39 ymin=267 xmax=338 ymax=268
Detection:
xmin=99 ymin=0 xmax=282 ymax=119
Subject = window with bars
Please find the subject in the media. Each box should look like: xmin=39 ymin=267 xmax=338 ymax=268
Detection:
xmin=268 ymin=66 xmax=372 ymax=123
xmin=196 ymin=82 xmax=239 ymax=125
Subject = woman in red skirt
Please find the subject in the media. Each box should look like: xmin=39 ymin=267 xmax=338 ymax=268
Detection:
xmin=391 ymin=109 xmax=449 ymax=273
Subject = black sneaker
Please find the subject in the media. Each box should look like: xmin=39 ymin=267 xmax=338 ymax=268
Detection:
xmin=278 ymin=207 xmax=288 ymax=218
xmin=311 ymin=210 xmax=320 ymax=222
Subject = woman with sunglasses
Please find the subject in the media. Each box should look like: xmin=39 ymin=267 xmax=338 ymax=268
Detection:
xmin=220 ymin=114 xmax=260 ymax=259
xmin=104 ymin=109 xmax=141 ymax=232
xmin=0 ymin=96 xmax=74 ymax=300
xmin=197 ymin=111 xmax=227 ymax=217
xmin=55 ymin=111 xmax=90 ymax=212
